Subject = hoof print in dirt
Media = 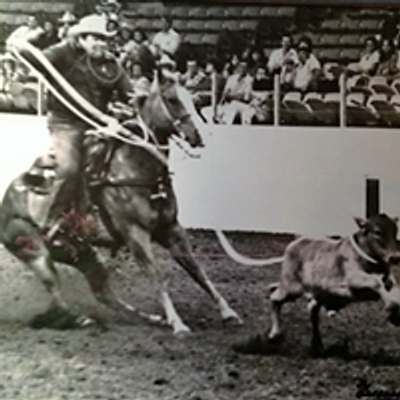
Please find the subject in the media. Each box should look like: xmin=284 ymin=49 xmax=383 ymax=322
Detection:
xmin=29 ymin=308 xmax=96 ymax=330
xmin=232 ymin=334 xmax=282 ymax=355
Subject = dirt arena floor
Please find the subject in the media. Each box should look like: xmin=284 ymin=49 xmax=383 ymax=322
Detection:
xmin=1 ymin=229 xmax=400 ymax=400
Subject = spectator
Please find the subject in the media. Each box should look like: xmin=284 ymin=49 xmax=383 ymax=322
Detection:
xmin=96 ymin=0 xmax=122 ymax=17
xmin=247 ymin=47 xmax=265 ymax=75
xmin=122 ymin=28 xmax=155 ymax=81
xmin=381 ymin=8 xmax=399 ymax=44
xmin=349 ymin=36 xmax=380 ymax=76
xmin=293 ymin=38 xmax=321 ymax=92
xmin=377 ymin=38 xmax=399 ymax=76
xmin=151 ymin=13 xmax=181 ymax=58
xmin=129 ymin=61 xmax=151 ymax=96
xmin=280 ymin=57 xmax=297 ymax=92
xmin=268 ymin=34 xmax=298 ymax=75
xmin=6 ymin=14 xmax=44 ymax=50
xmin=223 ymin=53 xmax=240 ymax=77
xmin=37 ymin=19 xmax=59 ymax=49
xmin=57 ymin=11 xmax=77 ymax=42
xmin=218 ymin=59 xmax=254 ymax=124
xmin=252 ymin=65 xmax=272 ymax=91
xmin=0 ymin=53 xmax=17 ymax=92
xmin=179 ymin=59 xmax=206 ymax=92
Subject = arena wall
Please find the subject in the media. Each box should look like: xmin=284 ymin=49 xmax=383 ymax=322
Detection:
xmin=1 ymin=114 xmax=399 ymax=236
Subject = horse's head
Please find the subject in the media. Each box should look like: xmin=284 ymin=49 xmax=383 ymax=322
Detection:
xmin=140 ymin=68 xmax=204 ymax=148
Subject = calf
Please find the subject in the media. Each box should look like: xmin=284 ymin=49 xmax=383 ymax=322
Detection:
xmin=268 ymin=214 xmax=400 ymax=356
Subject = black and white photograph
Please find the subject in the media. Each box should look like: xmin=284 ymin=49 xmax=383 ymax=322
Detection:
xmin=0 ymin=0 xmax=400 ymax=399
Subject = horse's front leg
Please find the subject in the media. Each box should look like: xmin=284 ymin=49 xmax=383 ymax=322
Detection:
xmin=124 ymin=224 xmax=191 ymax=334
xmin=156 ymin=223 xmax=243 ymax=325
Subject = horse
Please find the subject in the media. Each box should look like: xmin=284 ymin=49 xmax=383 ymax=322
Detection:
xmin=0 ymin=67 xmax=242 ymax=333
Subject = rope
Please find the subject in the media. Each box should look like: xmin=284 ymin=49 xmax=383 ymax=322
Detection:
xmin=215 ymin=230 xmax=284 ymax=266
xmin=9 ymin=39 xmax=169 ymax=166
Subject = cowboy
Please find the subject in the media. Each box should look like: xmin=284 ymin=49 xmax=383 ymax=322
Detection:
xmin=42 ymin=14 xmax=132 ymax=228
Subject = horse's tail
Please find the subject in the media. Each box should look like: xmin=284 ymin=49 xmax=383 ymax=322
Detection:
xmin=215 ymin=230 xmax=284 ymax=266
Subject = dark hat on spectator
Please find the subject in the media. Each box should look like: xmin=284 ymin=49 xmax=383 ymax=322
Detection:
xmin=58 ymin=11 xmax=76 ymax=24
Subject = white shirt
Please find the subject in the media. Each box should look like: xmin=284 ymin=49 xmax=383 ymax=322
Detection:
xmin=359 ymin=50 xmax=380 ymax=74
xmin=294 ymin=54 xmax=321 ymax=92
xmin=268 ymin=48 xmax=298 ymax=73
xmin=152 ymin=28 xmax=181 ymax=56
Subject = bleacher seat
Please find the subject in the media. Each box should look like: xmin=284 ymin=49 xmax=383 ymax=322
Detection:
xmin=242 ymin=6 xmax=260 ymax=18
xmin=391 ymin=78 xmax=400 ymax=94
xmin=225 ymin=7 xmax=244 ymax=18
xmin=347 ymin=92 xmax=366 ymax=106
xmin=339 ymin=33 xmax=365 ymax=46
xmin=277 ymin=6 xmax=295 ymax=16
xmin=222 ymin=20 xmax=240 ymax=31
xmin=321 ymin=19 xmax=342 ymax=30
xmin=239 ymin=20 xmax=257 ymax=30
xmin=368 ymin=94 xmax=400 ymax=127
xmin=188 ymin=7 xmax=207 ymax=18
xmin=319 ymin=34 xmax=341 ymax=45
xmin=358 ymin=19 xmax=383 ymax=30
xmin=282 ymin=92 xmax=314 ymax=125
xmin=171 ymin=6 xmax=189 ymax=18
xmin=369 ymin=76 xmax=396 ymax=97
xmin=184 ymin=19 xmax=204 ymax=31
xmin=205 ymin=7 xmax=225 ymax=18
xmin=204 ymin=20 xmax=223 ymax=31
xmin=202 ymin=33 xmax=218 ymax=46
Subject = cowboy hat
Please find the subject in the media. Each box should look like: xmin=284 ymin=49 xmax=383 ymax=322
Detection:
xmin=69 ymin=14 xmax=116 ymax=37
xmin=58 ymin=11 xmax=76 ymax=24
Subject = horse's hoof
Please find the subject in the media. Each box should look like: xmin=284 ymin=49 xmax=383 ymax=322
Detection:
xmin=173 ymin=324 xmax=192 ymax=336
xmin=76 ymin=316 xmax=98 ymax=328
xmin=223 ymin=314 xmax=244 ymax=327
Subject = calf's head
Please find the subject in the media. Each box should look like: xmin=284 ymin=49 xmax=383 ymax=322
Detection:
xmin=355 ymin=214 xmax=400 ymax=265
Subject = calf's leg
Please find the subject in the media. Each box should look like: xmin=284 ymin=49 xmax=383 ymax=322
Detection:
xmin=308 ymin=298 xmax=324 ymax=356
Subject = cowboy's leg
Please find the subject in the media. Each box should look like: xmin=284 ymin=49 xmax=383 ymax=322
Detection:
xmin=47 ymin=116 xmax=86 ymax=223
xmin=155 ymin=222 xmax=242 ymax=324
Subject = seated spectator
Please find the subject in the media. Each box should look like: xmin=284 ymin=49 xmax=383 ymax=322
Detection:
xmin=129 ymin=61 xmax=151 ymax=97
xmin=179 ymin=59 xmax=206 ymax=92
xmin=218 ymin=59 xmax=255 ymax=124
xmin=252 ymin=65 xmax=272 ymax=91
xmin=268 ymin=34 xmax=298 ymax=75
xmin=96 ymin=0 xmax=122 ymax=16
xmin=223 ymin=53 xmax=240 ymax=77
xmin=122 ymin=28 xmax=155 ymax=81
xmin=280 ymin=57 xmax=297 ymax=92
xmin=247 ymin=47 xmax=265 ymax=76
xmin=151 ymin=13 xmax=181 ymax=58
xmin=37 ymin=19 xmax=59 ymax=49
xmin=293 ymin=38 xmax=321 ymax=92
xmin=377 ymin=38 xmax=399 ymax=76
xmin=348 ymin=36 xmax=380 ymax=76
xmin=0 ymin=53 xmax=17 ymax=92
xmin=6 ymin=14 xmax=44 ymax=50
xmin=57 ymin=11 xmax=77 ymax=42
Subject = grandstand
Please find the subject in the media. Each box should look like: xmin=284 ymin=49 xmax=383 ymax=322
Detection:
xmin=0 ymin=1 xmax=398 ymax=127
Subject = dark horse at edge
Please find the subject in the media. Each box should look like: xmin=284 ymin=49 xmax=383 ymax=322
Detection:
xmin=0 ymin=67 xmax=242 ymax=333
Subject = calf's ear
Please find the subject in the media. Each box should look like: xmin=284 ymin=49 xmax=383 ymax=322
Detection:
xmin=392 ymin=217 xmax=399 ymax=225
xmin=354 ymin=217 xmax=368 ymax=229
